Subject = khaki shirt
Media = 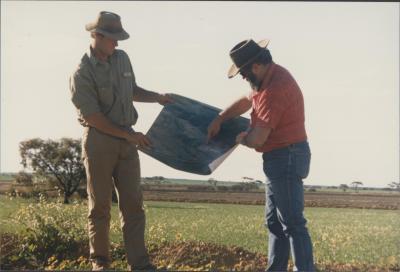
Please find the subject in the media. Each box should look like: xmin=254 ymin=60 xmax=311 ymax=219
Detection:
xmin=70 ymin=48 xmax=138 ymax=128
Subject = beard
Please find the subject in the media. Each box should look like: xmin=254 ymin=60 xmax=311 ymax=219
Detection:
xmin=246 ymin=72 xmax=262 ymax=91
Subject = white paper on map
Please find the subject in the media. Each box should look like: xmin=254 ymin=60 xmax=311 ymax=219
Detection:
xmin=208 ymin=144 xmax=239 ymax=172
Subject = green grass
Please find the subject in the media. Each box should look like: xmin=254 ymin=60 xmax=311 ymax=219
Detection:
xmin=0 ymin=174 xmax=14 ymax=182
xmin=1 ymin=196 xmax=399 ymax=267
xmin=0 ymin=196 xmax=32 ymax=232
xmin=145 ymin=202 xmax=400 ymax=267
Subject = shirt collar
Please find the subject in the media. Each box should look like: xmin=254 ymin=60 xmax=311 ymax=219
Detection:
xmin=259 ymin=62 xmax=276 ymax=90
xmin=87 ymin=46 xmax=114 ymax=67
xmin=87 ymin=46 xmax=99 ymax=66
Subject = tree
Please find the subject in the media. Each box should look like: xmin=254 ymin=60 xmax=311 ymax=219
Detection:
xmin=350 ymin=181 xmax=363 ymax=193
xmin=19 ymin=138 xmax=86 ymax=204
xmin=151 ymin=176 xmax=165 ymax=185
xmin=388 ymin=182 xmax=400 ymax=193
xmin=242 ymin=176 xmax=254 ymax=183
xmin=339 ymin=184 xmax=349 ymax=192
xmin=207 ymin=178 xmax=218 ymax=190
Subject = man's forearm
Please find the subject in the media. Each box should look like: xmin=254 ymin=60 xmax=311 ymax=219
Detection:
xmin=132 ymin=86 xmax=160 ymax=103
xmin=84 ymin=112 xmax=130 ymax=139
xmin=218 ymin=96 xmax=252 ymax=122
xmin=242 ymin=126 xmax=272 ymax=148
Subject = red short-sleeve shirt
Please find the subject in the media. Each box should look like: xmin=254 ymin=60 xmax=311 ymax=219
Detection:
xmin=250 ymin=63 xmax=307 ymax=153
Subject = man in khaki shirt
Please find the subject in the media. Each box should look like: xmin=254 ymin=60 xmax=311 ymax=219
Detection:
xmin=70 ymin=11 xmax=172 ymax=271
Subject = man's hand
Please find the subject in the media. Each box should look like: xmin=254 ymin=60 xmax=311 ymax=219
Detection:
xmin=157 ymin=93 xmax=174 ymax=105
xmin=236 ymin=131 xmax=248 ymax=145
xmin=207 ymin=116 xmax=223 ymax=143
xmin=125 ymin=132 xmax=152 ymax=148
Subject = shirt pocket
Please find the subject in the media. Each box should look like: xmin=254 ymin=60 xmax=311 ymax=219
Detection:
xmin=97 ymin=85 xmax=116 ymax=110
xmin=121 ymin=71 xmax=134 ymax=100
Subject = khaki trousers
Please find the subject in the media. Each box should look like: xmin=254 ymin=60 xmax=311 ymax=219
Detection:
xmin=82 ymin=127 xmax=149 ymax=268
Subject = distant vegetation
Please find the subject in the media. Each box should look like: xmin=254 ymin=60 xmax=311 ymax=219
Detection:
xmin=2 ymin=172 xmax=399 ymax=195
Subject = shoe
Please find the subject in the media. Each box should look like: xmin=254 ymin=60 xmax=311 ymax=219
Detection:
xmin=91 ymin=259 xmax=111 ymax=271
xmin=92 ymin=263 xmax=110 ymax=271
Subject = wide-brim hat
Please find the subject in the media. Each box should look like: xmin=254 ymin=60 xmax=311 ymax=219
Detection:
xmin=227 ymin=39 xmax=269 ymax=78
xmin=85 ymin=11 xmax=129 ymax=41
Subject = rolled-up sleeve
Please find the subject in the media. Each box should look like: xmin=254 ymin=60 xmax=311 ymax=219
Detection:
xmin=253 ymin=90 xmax=287 ymax=130
xmin=69 ymin=70 xmax=100 ymax=118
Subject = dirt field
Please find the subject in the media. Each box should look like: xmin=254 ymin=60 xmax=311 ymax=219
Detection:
xmin=143 ymin=190 xmax=400 ymax=210
xmin=0 ymin=182 xmax=13 ymax=192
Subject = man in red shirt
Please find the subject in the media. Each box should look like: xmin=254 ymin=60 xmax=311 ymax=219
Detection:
xmin=208 ymin=39 xmax=314 ymax=271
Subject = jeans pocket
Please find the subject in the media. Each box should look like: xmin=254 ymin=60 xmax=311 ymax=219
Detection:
xmin=263 ymin=155 xmax=288 ymax=182
xmin=295 ymin=152 xmax=311 ymax=179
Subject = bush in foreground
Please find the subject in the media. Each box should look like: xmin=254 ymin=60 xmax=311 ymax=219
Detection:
xmin=1 ymin=195 xmax=87 ymax=269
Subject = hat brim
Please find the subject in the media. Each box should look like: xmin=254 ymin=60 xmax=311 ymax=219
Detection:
xmin=86 ymin=23 xmax=130 ymax=41
xmin=227 ymin=39 xmax=269 ymax=79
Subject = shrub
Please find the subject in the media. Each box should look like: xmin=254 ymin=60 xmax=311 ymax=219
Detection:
xmin=5 ymin=196 xmax=87 ymax=269
xmin=217 ymin=186 xmax=229 ymax=192
xmin=5 ymin=185 xmax=48 ymax=200
xmin=14 ymin=171 xmax=33 ymax=185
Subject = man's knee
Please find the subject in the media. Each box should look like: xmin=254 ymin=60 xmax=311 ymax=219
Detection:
xmin=120 ymin=200 xmax=145 ymax=217
xmin=88 ymin=201 xmax=112 ymax=221
xmin=281 ymin=217 xmax=308 ymax=237
xmin=266 ymin=217 xmax=286 ymax=238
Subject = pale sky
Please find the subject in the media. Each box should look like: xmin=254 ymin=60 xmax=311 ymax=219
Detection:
xmin=1 ymin=1 xmax=399 ymax=187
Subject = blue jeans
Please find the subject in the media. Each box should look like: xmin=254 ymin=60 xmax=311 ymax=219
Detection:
xmin=263 ymin=141 xmax=314 ymax=272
